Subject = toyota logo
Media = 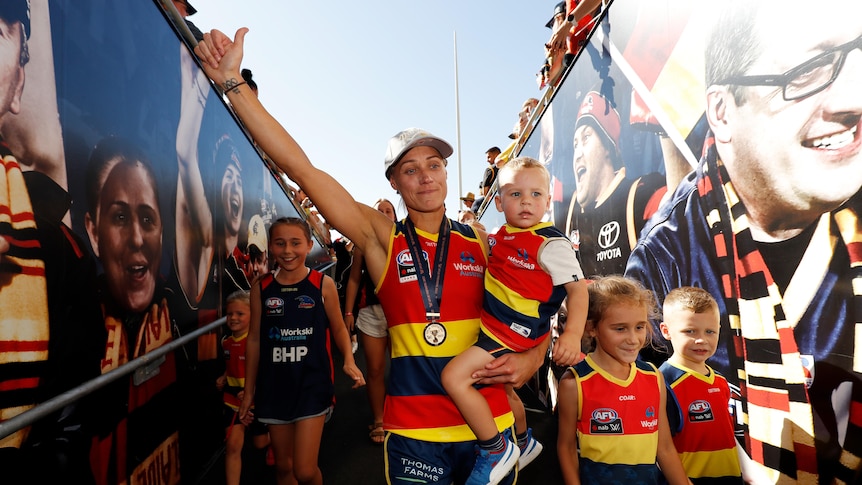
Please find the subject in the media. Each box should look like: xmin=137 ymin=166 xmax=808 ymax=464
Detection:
xmin=597 ymin=221 xmax=620 ymax=249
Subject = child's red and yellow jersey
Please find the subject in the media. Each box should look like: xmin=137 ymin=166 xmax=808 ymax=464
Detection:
xmin=378 ymin=219 xmax=514 ymax=442
xmin=222 ymin=331 xmax=248 ymax=411
xmin=660 ymin=361 xmax=742 ymax=483
xmin=481 ymin=222 xmax=574 ymax=352
xmin=570 ymin=355 xmax=663 ymax=483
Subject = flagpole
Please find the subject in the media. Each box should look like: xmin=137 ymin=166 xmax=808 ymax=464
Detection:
xmin=454 ymin=30 xmax=463 ymax=209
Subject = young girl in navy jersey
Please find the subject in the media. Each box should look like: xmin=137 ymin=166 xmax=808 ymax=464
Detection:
xmin=239 ymin=217 xmax=365 ymax=485
xmin=556 ymin=276 xmax=691 ymax=485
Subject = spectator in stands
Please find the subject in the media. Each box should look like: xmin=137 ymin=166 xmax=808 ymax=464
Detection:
xmin=458 ymin=209 xmax=477 ymax=225
xmin=561 ymin=0 xmax=604 ymax=69
xmin=568 ymin=0 xmax=603 ymax=24
xmin=195 ymin=26 xmax=549 ymax=483
xmin=471 ymin=146 xmax=502 ymax=212
xmin=171 ymin=0 xmax=203 ymax=42
xmin=496 ymin=98 xmax=540 ymax=170
xmin=460 ymin=191 xmax=476 ymax=211
xmin=459 ymin=210 xmax=487 ymax=231
xmin=241 ymin=68 xmax=258 ymax=97
xmin=480 ymin=146 xmax=501 ymax=197
xmin=543 ymin=2 xmax=569 ymax=88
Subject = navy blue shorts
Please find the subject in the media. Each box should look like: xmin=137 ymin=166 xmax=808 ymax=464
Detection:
xmin=475 ymin=329 xmax=515 ymax=358
xmin=384 ymin=427 xmax=517 ymax=484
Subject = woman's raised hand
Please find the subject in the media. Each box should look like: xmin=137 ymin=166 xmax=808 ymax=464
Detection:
xmin=194 ymin=28 xmax=248 ymax=88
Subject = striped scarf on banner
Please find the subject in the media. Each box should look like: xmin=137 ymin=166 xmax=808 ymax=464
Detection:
xmin=0 ymin=137 xmax=49 ymax=449
xmin=697 ymin=135 xmax=862 ymax=483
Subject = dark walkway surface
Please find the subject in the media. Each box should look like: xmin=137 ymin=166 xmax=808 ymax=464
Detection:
xmin=198 ymin=342 xmax=564 ymax=484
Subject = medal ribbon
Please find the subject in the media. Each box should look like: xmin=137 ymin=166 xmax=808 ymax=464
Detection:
xmin=403 ymin=216 xmax=450 ymax=322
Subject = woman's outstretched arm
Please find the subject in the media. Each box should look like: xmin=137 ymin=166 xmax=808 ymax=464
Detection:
xmin=194 ymin=29 xmax=391 ymax=265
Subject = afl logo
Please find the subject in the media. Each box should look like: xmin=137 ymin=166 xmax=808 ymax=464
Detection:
xmin=396 ymin=250 xmax=414 ymax=266
xmin=423 ymin=322 xmax=446 ymax=346
xmin=689 ymin=400 xmax=711 ymax=413
xmin=597 ymin=221 xmax=620 ymax=249
xmin=488 ymin=236 xmax=497 ymax=248
xmin=688 ymin=400 xmax=714 ymax=422
xmin=266 ymin=297 xmax=284 ymax=309
xmin=591 ymin=408 xmax=618 ymax=423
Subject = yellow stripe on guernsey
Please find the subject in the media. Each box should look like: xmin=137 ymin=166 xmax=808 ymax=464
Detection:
xmin=578 ymin=433 xmax=659 ymax=465
xmin=484 ymin=271 xmax=541 ymax=319
xmin=678 ymin=448 xmax=741 ymax=478
xmin=389 ymin=318 xmax=480 ymax=359
xmin=404 ymin=416 xmax=515 ymax=443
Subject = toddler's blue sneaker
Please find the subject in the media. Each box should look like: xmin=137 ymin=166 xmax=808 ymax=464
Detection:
xmin=517 ymin=428 xmax=543 ymax=469
xmin=465 ymin=438 xmax=519 ymax=485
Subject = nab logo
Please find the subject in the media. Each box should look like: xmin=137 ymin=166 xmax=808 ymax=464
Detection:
xmin=592 ymin=408 xmax=618 ymax=423
xmin=460 ymin=251 xmax=476 ymax=264
xmin=688 ymin=400 xmax=715 ymax=422
xmin=597 ymin=221 xmax=620 ymax=249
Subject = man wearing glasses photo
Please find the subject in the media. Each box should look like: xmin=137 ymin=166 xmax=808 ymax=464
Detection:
xmin=625 ymin=0 xmax=862 ymax=483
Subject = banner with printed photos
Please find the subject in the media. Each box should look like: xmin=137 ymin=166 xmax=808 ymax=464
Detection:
xmin=0 ymin=1 xmax=329 ymax=483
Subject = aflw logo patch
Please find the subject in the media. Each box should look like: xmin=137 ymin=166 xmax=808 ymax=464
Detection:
xmin=687 ymin=400 xmax=714 ymax=422
xmin=396 ymin=249 xmax=427 ymax=283
xmin=590 ymin=408 xmax=622 ymax=434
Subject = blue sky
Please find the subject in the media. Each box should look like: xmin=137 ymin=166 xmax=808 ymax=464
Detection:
xmin=191 ymin=1 xmax=557 ymax=224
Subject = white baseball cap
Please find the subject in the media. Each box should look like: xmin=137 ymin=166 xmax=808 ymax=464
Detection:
xmin=247 ymin=215 xmax=267 ymax=252
xmin=383 ymin=128 xmax=453 ymax=180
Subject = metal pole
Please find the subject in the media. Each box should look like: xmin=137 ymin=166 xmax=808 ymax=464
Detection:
xmin=0 ymin=316 xmax=227 ymax=440
xmin=454 ymin=30 xmax=463 ymax=211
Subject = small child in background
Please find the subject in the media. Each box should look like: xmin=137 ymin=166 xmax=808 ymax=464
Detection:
xmin=659 ymin=287 xmax=742 ymax=484
xmin=240 ymin=217 xmax=365 ymax=485
xmin=556 ymin=275 xmax=690 ymax=485
xmin=216 ymin=290 xmax=271 ymax=485
xmin=442 ymin=156 xmax=589 ymax=485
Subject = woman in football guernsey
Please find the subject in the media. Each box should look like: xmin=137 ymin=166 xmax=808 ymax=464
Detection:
xmin=194 ymin=27 xmax=547 ymax=484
